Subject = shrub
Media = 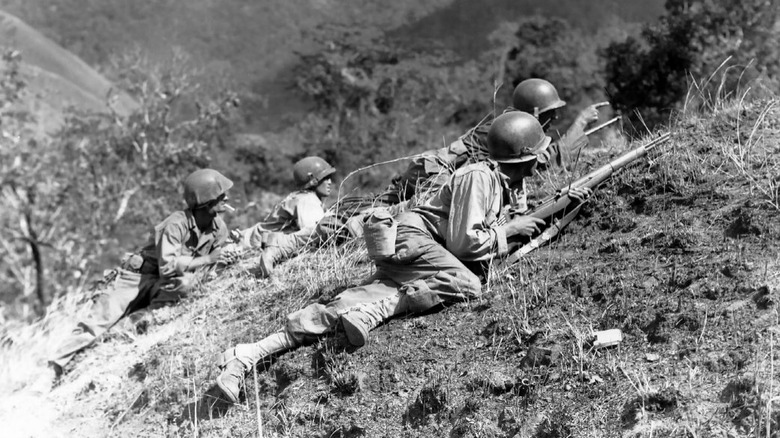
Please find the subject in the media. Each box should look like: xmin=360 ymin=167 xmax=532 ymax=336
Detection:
xmin=603 ymin=0 xmax=780 ymax=134
xmin=0 ymin=50 xmax=239 ymax=320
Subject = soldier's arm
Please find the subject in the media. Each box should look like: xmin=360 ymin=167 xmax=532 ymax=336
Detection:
xmin=157 ymin=222 xmax=220 ymax=276
xmin=557 ymin=102 xmax=606 ymax=152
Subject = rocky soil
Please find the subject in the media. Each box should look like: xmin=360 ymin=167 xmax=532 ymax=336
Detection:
xmin=3 ymin=97 xmax=779 ymax=437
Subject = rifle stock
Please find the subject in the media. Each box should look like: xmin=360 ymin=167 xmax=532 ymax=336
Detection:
xmin=502 ymin=132 xmax=671 ymax=265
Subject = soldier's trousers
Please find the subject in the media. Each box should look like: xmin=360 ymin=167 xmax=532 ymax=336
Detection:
xmin=239 ymin=225 xmax=314 ymax=258
xmin=227 ymin=212 xmax=482 ymax=367
xmin=50 ymin=268 xmax=195 ymax=369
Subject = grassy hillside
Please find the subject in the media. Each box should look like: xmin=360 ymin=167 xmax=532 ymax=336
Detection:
xmin=2 ymin=89 xmax=778 ymax=437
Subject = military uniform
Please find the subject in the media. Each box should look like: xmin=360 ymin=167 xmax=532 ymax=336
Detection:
xmin=235 ymin=190 xmax=326 ymax=259
xmin=215 ymin=112 xmax=555 ymax=404
xmin=51 ymin=210 xmax=228 ymax=369
xmin=220 ymin=161 xmax=511 ymax=376
xmin=380 ymin=106 xmax=580 ymax=208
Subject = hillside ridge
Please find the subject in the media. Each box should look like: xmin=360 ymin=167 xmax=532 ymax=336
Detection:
xmin=2 ymin=92 xmax=778 ymax=437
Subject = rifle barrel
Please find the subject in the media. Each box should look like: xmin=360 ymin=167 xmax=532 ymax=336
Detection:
xmin=584 ymin=116 xmax=621 ymax=136
xmin=529 ymin=132 xmax=671 ymax=219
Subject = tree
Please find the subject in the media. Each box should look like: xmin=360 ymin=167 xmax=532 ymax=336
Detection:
xmin=287 ymin=25 xmax=473 ymax=194
xmin=603 ymin=0 xmax=780 ymax=134
xmin=491 ymin=16 xmax=615 ymax=129
xmin=0 ymin=50 xmax=239 ymax=321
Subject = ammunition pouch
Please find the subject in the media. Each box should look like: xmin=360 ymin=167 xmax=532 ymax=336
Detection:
xmin=120 ymin=252 xmax=157 ymax=275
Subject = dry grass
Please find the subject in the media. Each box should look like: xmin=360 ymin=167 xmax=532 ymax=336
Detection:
xmin=2 ymin=86 xmax=780 ymax=437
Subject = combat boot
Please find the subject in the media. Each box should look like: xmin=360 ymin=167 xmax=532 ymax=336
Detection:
xmin=340 ymin=292 xmax=401 ymax=347
xmin=216 ymin=331 xmax=298 ymax=403
xmin=216 ymin=358 xmax=246 ymax=404
xmin=257 ymin=246 xmax=280 ymax=278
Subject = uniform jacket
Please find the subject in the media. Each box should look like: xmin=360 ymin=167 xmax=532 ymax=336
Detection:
xmin=412 ymin=161 xmax=511 ymax=263
xmin=252 ymin=191 xmax=325 ymax=235
xmin=139 ymin=210 xmax=228 ymax=278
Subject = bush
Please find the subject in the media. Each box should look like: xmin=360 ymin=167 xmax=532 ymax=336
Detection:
xmin=497 ymin=16 xmax=608 ymax=124
xmin=603 ymin=0 xmax=780 ymax=134
xmin=0 ymin=50 xmax=239 ymax=320
xmin=287 ymin=25 xmax=480 ymax=194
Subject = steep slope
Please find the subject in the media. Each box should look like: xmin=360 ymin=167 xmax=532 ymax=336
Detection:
xmin=3 ymin=93 xmax=778 ymax=437
xmin=0 ymin=10 xmax=137 ymax=134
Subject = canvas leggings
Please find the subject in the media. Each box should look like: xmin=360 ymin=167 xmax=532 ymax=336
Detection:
xmin=50 ymin=268 xmax=196 ymax=368
xmin=226 ymin=212 xmax=482 ymax=368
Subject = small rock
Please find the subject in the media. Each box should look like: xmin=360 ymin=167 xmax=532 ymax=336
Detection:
xmin=593 ymin=329 xmax=623 ymax=348
xmin=646 ymin=353 xmax=660 ymax=362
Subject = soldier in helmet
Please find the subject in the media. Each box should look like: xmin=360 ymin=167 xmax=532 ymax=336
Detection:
xmin=380 ymin=78 xmax=603 ymax=208
xmin=232 ymin=156 xmax=336 ymax=277
xmin=214 ymin=112 xmax=592 ymax=404
xmin=49 ymin=169 xmax=238 ymax=374
xmin=511 ymin=78 xmax=603 ymax=168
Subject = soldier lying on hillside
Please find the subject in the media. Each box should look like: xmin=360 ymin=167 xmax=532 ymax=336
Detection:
xmin=214 ymin=112 xmax=592 ymax=404
xmin=246 ymin=79 xmax=605 ymax=265
xmin=230 ymin=156 xmax=352 ymax=277
xmin=50 ymin=169 xmax=239 ymax=375
xmin=379 ymin=78 xmax=603 ymax=208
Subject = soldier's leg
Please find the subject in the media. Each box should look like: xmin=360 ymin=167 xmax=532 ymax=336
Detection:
xmin=233 ymin=223 xmax=269 ymax=249
xmin=258 ymin=231 xmax=316 ymax=277
xmin=379 ymin=214 xmax=482 ymax=301
xmin=220 ymin=278 xmax=401 ymax=371
xmin=216 ymin=330 xmax=299 ymax=403
xmin=216 ymin=281 xmax=397 ymax=402
xmin=339 ymin=214 xmax=482 ymax=346
xmin=147 ymin=272 xmax=198 ymax=309
xmin=50 ymin=269 xmax=144 ymax=369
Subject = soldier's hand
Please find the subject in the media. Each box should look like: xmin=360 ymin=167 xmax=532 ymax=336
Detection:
xmin=208 ymin=248 xmax=224 ymax=265
xmin=567 ymin=187 xmax=592 ymax=203
xmin=228 ymin=228 xmax=243 ymax=243
xmin=505 ymin=216 xmax=546 ymax=238
xmin=217 ymin=244 xmax=244 ymax=266
xmin=576 ymin=102 xmax=608 ymax=126
xmin=218 ymin=252 xmax=238 ymax=266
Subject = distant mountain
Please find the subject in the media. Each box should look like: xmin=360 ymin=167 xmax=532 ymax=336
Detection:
xmin=0 ymin=0 xmax=664 ymax=131
xmin=0 ymin=10 xmax=137 ymax=134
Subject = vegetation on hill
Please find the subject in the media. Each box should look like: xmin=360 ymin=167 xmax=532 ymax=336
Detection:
xmin=0 ymin=50 xmax=241 ymax=320
xmin=0 ymin=0 xmax=665 ymax=131
xmin=0 ymin=1 xmax=779 ymax=436
xmin=603 ymin=0 xmax=780 ymax=134
xmin=4 ymin=82 xmax=778 ymax=438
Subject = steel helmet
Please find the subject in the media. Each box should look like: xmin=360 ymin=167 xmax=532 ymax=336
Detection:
xmin=292 ymin=156 xmax=336 ymax=189
xmin=182 ymin=169 xmax=233 ymax=209
xmin=487 ymin=112 xmax=551 ymax=163
xmin=512 ymin=78 xmax=566 ymax=117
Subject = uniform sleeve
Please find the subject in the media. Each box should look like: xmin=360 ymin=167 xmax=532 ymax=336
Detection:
xmin=156 ymin=221 xmax=193 ymax=277
xmin=293 ymin=194 xmax=326 ymax=233
xmin=445 ymin=170 xmax=508 ymax=262
xmin=557 ymin=117 xmax=588 ymax=152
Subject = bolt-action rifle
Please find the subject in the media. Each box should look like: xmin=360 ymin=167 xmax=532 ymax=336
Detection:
xmin=500 ymin=132 xmax=671 ymax=267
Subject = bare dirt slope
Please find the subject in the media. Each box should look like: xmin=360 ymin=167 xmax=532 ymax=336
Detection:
xmin=2 ymin=96 xmax=779 ymax=437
